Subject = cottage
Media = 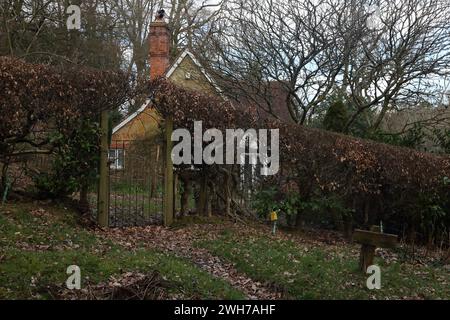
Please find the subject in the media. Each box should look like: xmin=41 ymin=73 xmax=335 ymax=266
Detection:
xmin=109 ymin=13 xmax=223 ymax=169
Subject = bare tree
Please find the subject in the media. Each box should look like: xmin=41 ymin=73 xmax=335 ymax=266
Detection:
xmin=197 ymin=0 xmax=450 ymax=128
xmin=197 ymin=0 xmax=344 ymax=124
xmin=110 ymin=0 xmax=225 ymax=78
xmin=338 ymin=0 xmax=450 ymax=132
xmin=0 ymin=0 xmax=124 ymax=68
xmin=166 ymin=0 xmax=225 ymax=54
xmin=112 ymin=0 xmax=157 ymax=76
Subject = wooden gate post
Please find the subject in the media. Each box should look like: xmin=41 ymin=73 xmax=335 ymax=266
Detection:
xmin=173 ymin=173 xmax=178 ymax=214
xmin=97 ymin=109 xmax=109 ymax=228
xmin=163 ymin=117 xmax=174 ymax=226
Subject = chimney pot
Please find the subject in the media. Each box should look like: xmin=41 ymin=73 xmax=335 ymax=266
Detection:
xmin=156 ymin=9 xmax=166 ymax=21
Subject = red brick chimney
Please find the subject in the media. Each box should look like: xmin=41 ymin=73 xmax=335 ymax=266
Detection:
xmin=149 ymin=10 xmax=170 ymax=79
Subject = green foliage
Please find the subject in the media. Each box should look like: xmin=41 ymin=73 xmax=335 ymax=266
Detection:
xmin=323 ymin=98 xmax=349 ymax=133
xmin=431 ymin=128 xmax=450 ymax=154
xmin=314 ymin=92 xmax=373 ymax=136
xmin=283 ymin=192 xmax=302 ymax=216
xmin=0 ymin=57 xmax=131 ymax=200
xmin=34 ymin=119 xmax=100 ymax=198
xmin=252 ymin=187 xmax=280 ymax=215
xmin=252 ymin=187 xmax=301 ymax=219
xmin=415 ymin=179 xmax=449 ymax=243
xmin=253 ymin=184 xmax=353 ymax=229
xmin=368 ymin=123 xmax=426 ymax=149
xmin=296 ymin=195 xmax=353 ymax=228
xmin=419 ymin=202 xmax=446 ymax=238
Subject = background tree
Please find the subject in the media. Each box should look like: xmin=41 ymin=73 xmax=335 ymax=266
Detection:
xmin=336 ymin=0 xmax=450 ymax=133
xmin=197 ymin=0 xmax=342 ymax=124
xmin=0 ymin=0 xmax=123 ymax=68
xmin=197 ymin=0 xmax=450 ymax=134
xmin=323 ymin=99 xmax=349 ymax=133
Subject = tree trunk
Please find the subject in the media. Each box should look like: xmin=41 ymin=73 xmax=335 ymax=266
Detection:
xmin=224 ymin=170 xmax=231 ymax=216
xmin=180 ymin=174 xmax=191 ymax=216
xmin=79 ymin=183 xmax=89 ymax=214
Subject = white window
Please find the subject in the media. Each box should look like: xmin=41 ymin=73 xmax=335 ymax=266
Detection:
xmin=109 ymin=149 xmax=124 ymax=169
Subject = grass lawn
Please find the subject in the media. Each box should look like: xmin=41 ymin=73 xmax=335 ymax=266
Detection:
xmin=0 ymin=202 xmax=244 ymax=300
xmin=196 ymin=229 xmax=450 ymax=300
xmin=1 ymin=201 xmax=448 ymax=300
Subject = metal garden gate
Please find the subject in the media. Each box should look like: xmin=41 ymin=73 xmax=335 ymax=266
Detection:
xmin=107 ymin=139 xmax=165 ymax=227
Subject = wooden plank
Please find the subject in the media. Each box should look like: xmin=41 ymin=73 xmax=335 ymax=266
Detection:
xmin=163 ymin=117 xmax=174 ymax=227
xmin=353 ymin=229 xmax=398 ymax=248
xmin=97 ymin=110 xmax=109 ymax=228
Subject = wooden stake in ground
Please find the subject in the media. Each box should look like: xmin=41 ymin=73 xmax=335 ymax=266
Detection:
xmin=353 ymin=227 xmax=397 ymax=272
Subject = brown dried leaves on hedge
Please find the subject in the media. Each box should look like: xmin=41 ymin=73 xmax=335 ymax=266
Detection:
xmin=149 ymin=78 xmax=450 ymax=200
xmin=0 ymin=56 xmax=131 ymax=147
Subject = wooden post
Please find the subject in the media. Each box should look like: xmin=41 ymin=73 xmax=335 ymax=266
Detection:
xmin=97 ymin=109 xmax=109 ymax=228
xmin=163 ymin=117 xmax=174 ymax=226
xmin=353 ymin=228 xmax=398 ymax=272
xmin=359 ymin=244 xmax=376 ymax=272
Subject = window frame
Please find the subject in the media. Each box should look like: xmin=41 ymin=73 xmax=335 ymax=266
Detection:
xmin=109 ymin=148 xmax=125 ymax=170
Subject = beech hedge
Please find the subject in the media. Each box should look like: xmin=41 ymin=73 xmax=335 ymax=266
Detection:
xmin=149 ymin=79 xmax=450 ymax=241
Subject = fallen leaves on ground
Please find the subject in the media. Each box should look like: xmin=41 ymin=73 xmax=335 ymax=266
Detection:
xmin=95 ymin=219 xmax=449 ymax=300
xmin=47 ymin=271 xmax=172 ymax=300
xmin=96 ymin=223 xmax=283 ymax=300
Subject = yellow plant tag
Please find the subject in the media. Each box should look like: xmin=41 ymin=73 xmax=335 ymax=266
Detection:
xmin=270 ymin=211 xmax=278 ymax=221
